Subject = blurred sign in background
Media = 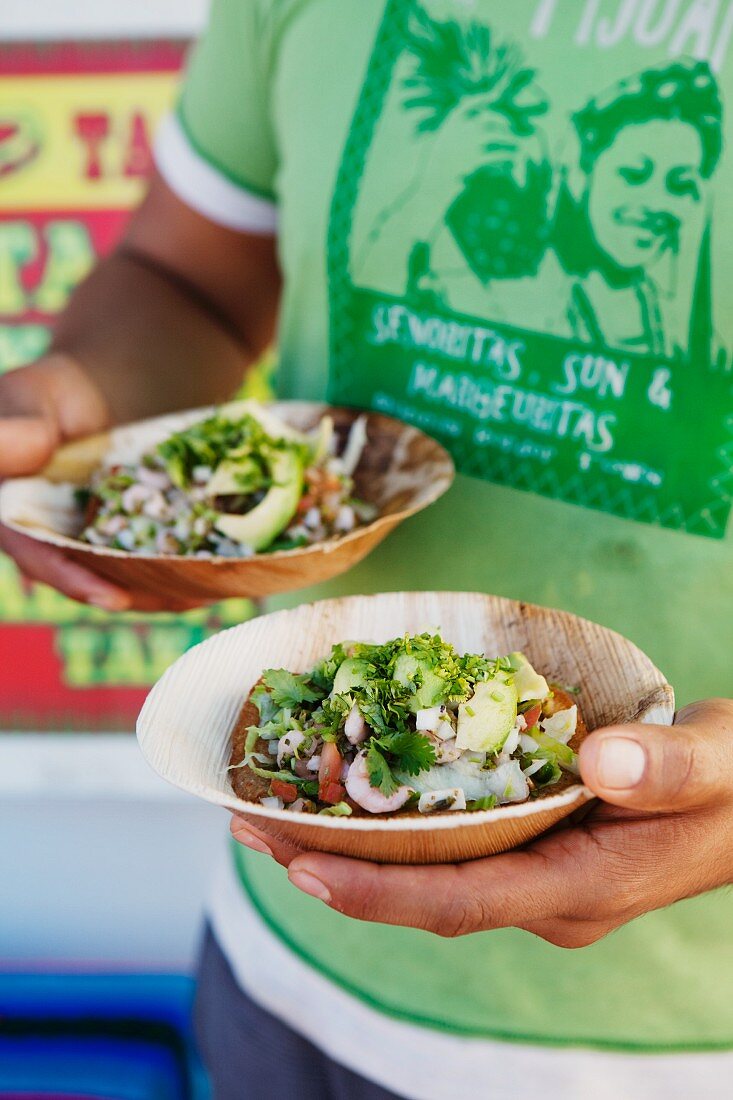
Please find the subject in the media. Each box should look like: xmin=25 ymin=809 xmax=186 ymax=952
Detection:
xmin=0 ymin=8 xmax=231 ymax=1094
xmin=0 ymin=13 xmax=271 ymax=731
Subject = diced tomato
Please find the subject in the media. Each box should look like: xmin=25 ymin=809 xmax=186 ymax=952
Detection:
xmin=523 ymin=703 xmax=542 ymax=730
xmin=319 ymin=741 xmax=343 ymax=802
xmin=320 ymin=780 xmax=346 ymax=805
xmin=271 ymin=779 xmax=298 ymax=803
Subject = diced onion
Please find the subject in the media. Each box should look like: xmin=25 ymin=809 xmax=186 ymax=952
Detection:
xmin=416 ymin=706 xmax=442 ymax=731
xmin=541 ymin=705 xmax=577 ymax=744
xmin=418 ymin=788 xmax=466 ymax=813
xmin=502 ymin=725 xmax=521 ymax=756
xmin=277 ymin=730 xmax=306 ymax=767
xmin=339 ymin=415 xmax=368 ymax=476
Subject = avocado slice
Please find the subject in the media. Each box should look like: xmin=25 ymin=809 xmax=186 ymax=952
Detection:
xmin=206 ymin=455 xmax=266 ymax=497
xmin=214 ymin=447 xmax=303 ymax=551
xmin=456 ymin=678 xmax=518 ymax=753
xmin=393 ymin=653 xmax=446 ymax=712
xmin=331 ymin=656 xmax=372 ymax=696
xmin=508 ymin=652 xmax=549 ymax=703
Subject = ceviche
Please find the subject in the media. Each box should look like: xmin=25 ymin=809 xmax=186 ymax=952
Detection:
xmin=230 ymin=632 xmax=583 ymax=817
xmin=79 ymin=402 xmax=376 ymax=557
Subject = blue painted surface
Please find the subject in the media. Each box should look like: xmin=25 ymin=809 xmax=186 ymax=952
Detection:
xmin=0 ymin=973 xmax=211 ymax=1100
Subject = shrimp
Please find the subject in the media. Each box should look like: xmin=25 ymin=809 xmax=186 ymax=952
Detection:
xmin=344 ymin=703 xmax=367 ymax=745
xmin=431 ymin=736 xmax=462 ymax=764
xmin=345 ymin=751 xmax=413 ymax=814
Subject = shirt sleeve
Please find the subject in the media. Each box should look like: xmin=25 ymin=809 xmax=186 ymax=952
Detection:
xmin=155 ymin=0 xmax=278 ymax=234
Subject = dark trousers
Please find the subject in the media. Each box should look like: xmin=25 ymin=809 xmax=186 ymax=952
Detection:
xmin=194 ymin=925 xmax=406 ymax=1100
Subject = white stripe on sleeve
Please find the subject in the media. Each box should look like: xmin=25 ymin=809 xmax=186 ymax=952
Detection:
xmin=154 ymin=113 xmax=278 ymax=235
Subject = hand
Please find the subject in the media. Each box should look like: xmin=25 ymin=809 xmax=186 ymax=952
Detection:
xmin=423 ymin=92 xmax=546 ymax=199
xmin=0 ymin=354 xmax=207 ymax=612
xmin=231 ymin=699 xmax=733 ymax=947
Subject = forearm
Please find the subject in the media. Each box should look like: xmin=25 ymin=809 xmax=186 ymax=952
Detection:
xmin=49 ymin=249 xmax=252 ymax=427
xmin=0 ymin=177 xmax=279 ymax=611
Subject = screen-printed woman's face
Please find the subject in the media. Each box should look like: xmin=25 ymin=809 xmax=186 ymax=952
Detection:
xmin=587 ymin=118 xmax=704 ymax=273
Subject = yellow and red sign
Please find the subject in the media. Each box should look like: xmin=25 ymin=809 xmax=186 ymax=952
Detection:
xmin=0 ymin=41 xmax=254 ymax=730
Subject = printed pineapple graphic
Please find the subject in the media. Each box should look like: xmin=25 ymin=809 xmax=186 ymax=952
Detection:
xmin=404 ymin=11 xmax=552 ymax=282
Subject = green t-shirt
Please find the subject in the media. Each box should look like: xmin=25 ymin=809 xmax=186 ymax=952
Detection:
xmin=157 ymin=0 xmax=733 ymax=1066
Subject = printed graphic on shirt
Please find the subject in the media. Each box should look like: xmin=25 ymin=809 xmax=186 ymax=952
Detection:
xmin=327 ymin=0 xmax=733 ymax=536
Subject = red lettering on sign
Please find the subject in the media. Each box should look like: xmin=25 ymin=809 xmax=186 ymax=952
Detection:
xmin=123 ymin=111 xmax=153 ymax=179
xmin=74 ymin=113 xmax=111 ymax=180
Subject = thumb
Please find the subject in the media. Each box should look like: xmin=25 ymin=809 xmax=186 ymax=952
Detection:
xmin=0 ymin=415 xmax=59 ymax=476
xmin=579 ymin=699 xmax=733 ymax=813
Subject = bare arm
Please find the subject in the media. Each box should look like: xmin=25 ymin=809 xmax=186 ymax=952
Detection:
xmin=0 ymin=174 xmax=281 ymax=609
xmin=54 ymin=173 xmax=281 ymax=422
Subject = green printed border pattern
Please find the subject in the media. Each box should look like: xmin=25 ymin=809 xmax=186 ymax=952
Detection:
xmin=327 ymin=0 xmax=408 ymax=379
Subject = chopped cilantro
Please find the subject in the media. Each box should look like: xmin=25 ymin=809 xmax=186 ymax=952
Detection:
xmin=260 ymin=668 xmax=323 ymax=709
xmin=269 ymin=535 xmax=310 ymax=551
xmin=156 ymin=411 xmax=308 ymax=489
xmin=365 ymin=742 xmax=400 ymax=797
xmin=374 ymin=729 xmax=436 ymax=776
xmin=309 ymin=643 xmax=349 ymax=692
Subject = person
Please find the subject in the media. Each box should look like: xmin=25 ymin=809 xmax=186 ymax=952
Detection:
xmin=2 ymin=2 xmax=733 ymax=1097
xmin=360 ymin=45 xmax=723 ymax=360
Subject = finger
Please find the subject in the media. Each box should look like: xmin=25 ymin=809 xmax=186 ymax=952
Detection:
xmin=0 ymin=525 xmax=130 ymax=611
xmin=0 ymin=416 xmax=58 ymax=476
xmin=1 ymin=526 xmax=213 ymax=612
xmin=230 ymin=814 xmax=305 ymax=868
xmin=579 ymin=699 xmax=733 ymax=814
xmin=285 ymin=846 xmax=584 ymax=936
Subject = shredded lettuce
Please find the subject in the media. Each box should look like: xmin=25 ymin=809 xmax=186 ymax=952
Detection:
xmin=533 ymin=730 xmax=578 ymax=771
xmin=466 ymin=795 xmax=499 ymax=811
xmin=318 ymin=802 xmax=353 ymax=817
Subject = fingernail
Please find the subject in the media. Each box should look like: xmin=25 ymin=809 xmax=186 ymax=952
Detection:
xmin=89 ymin=592 xmax=130 ymax=612
xmin=232 ymin=825 xmax=273 ymax=857
xmin=597 ymin=737 xmax=646 ymax=790
xmin=288 ymin=869 xmax=332 ymax=904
